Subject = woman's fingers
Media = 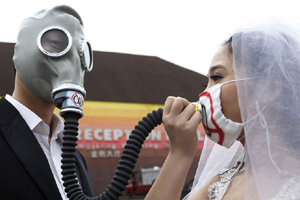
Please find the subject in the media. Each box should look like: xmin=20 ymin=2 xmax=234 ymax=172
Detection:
xmin=163 ymin=96 xmax=200 ymax=121
xmin=177 ymin=103 xmax=195 ymax=120
xmin=189 ymin=110 xmax=202 ymax=127
xmin=163 ymin=96 xmax=189 ymax=116
xmin=163 ymin=96 xmax=175 ymax=115
xmin=169 ymin=97 xmax=189 ymax=115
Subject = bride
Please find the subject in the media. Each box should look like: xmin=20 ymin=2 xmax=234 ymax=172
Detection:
xmin=145 ymin=18 xmax=300 ymax=200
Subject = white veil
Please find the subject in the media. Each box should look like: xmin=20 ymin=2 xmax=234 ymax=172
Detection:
xmin=184 ymin=17 xmax=300 ymax=200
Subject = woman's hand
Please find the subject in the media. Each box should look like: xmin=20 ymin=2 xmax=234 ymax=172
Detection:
xmin=145 ymin=97 xmax=202 ymax=200
xmin=163 ymin=96 xmax=202 ymax=158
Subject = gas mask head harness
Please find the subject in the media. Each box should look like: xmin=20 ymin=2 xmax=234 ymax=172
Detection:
xmin=13 ymin=5 xmax=93 ymax=117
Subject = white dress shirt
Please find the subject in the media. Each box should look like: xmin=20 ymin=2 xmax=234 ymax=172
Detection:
xmin=5 ymin=94 xmax=68 ymax=200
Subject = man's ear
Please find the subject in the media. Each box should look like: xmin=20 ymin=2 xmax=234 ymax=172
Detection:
xmin=260 ymin=76 xmax=282 ymax=104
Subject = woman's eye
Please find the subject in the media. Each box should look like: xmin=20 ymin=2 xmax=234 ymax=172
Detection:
xmin=209 ymin=74 xmax=223 ymax=82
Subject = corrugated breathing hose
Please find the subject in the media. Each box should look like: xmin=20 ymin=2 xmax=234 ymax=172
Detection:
xmin=60 ymin=108 xmax=163 ymax=200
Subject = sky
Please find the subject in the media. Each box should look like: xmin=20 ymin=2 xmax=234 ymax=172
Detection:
xmin=1 ymin=0 xmax=299 ymax=75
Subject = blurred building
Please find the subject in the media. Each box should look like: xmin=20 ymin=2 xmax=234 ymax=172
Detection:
xmin=0 ymin=42 xmax=208 ymax=195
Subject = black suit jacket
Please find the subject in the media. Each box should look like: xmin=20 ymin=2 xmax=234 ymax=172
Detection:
xmin=0 ymin=97 xmax=95 ymax=199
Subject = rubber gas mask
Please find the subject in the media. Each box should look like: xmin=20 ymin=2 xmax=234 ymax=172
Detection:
xmin=13 ymin=5 xmax=92 ymax=115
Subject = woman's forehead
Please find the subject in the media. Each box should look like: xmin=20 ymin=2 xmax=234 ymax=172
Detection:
xmin=209 ymin=47 xmax=233 ymax=74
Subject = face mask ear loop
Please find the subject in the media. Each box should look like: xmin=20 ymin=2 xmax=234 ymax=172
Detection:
xmin=239 ymin=103 xmax=266 ymax=138
xmin=255 ymin=101 xmax=282 ymax=174
xmin=238 ymin=134 xmax=245 ymax=142
xmin=221 ymin=77 xmax=257 ymax=87
xmin=202 ymin=77 xmax=256 ymax=93
xmin=237 ymin=103 xmax=265 ymax=144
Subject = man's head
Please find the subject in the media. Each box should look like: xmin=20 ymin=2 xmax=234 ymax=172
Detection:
xmin=13 ymin=5 xmax=93 ymax=103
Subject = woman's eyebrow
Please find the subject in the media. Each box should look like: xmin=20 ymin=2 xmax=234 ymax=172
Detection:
xmin=209 ymin=65 xmax=226 ymax=74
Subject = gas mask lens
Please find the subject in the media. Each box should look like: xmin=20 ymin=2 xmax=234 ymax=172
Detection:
xmin=80 ymin=40 xmax=93 ymax=71
xmin=37 ymin=27 xmax=72 ymax=57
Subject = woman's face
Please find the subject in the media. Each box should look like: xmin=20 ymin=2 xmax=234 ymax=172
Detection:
xmin=206 ymin=45 xmax=243 ymax=126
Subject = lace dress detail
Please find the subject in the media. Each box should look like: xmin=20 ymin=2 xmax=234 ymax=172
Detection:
xmin=207 ymin=164 xmax=245 ymax=200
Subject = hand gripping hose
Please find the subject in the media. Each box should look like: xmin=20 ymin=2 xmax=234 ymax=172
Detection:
xmin=60 ymin=108 xmax=163 ymax=200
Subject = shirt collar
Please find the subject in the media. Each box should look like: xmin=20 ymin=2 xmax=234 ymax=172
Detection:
xmin=5 ymin=95 xmax=64 ymax=141
xmin=5 ymin=94 xmax=42 ymax=130
xmin=51 ymin=112 xmax=65 ymax=141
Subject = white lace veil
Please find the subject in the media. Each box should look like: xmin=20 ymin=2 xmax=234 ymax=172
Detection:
xmin=184 ymin=17 xmax=300 ymax=200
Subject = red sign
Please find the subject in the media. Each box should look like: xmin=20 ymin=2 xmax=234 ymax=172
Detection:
xmin=77 ymin=124 xmax=205 ymax=150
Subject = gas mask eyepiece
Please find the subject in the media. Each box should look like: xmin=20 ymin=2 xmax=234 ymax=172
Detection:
xmin=80 ymin=39 xmax=93 ymax=71
xmin=37 ymin=26 xmax=93 ymax=72
xmin=37 ymin=26 xmax=72 ymax=57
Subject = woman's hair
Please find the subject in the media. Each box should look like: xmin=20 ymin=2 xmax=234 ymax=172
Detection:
xmin=222 ymin=36 xmax=233 ymax=56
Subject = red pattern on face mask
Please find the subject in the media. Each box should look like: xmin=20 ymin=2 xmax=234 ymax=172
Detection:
xmin=199 ymin=91 xmax=225 ymax=145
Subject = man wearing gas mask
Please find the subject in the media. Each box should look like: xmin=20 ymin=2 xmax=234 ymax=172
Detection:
xmin=0 ymin=5 xmax=95 ymax=200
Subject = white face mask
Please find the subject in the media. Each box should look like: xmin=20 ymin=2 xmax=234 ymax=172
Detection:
xmin=198 ymin=78 xmax=250 ymax=148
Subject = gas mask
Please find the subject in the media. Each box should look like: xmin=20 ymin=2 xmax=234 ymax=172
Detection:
xmin=198 ymin=79 xmax=248 ymax=148
xmin=13 ymin=5 xmax=93 ymax=112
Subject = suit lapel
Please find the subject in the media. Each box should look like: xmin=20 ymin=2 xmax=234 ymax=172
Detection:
xmin=0 ymin=98 xmax=62 ymax=200
xmin=75 ymin=150 xmax=95 ymax=197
